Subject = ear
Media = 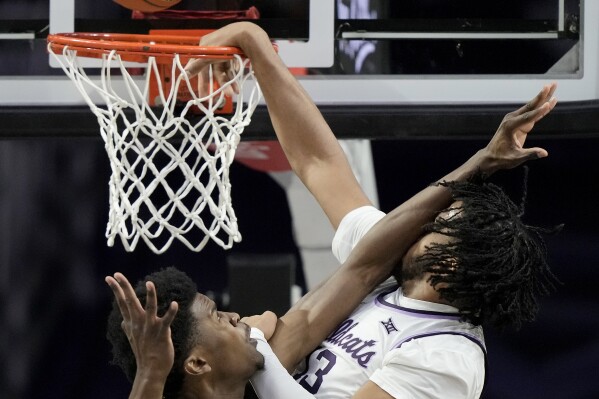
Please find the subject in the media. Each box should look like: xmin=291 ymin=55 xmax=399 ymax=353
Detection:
xmin=184 ymin=353 xmax=212 ymax=376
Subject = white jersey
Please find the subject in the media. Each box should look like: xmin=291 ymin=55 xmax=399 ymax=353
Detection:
xmin=292 ymin=282 xmax=486 ymax=398
xmin=292 ymin=206 xmax=487 ymax=398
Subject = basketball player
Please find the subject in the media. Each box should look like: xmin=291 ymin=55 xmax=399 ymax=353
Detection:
xmin=106 ymin=22 xmax=559 ymax=399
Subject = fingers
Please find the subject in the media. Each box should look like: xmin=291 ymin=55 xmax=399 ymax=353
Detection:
xmin=505 ymin=96 xmax=557 ymax=133
xmin=240 ymin=311 xmax=278 ymax=327
xmin=106 ymin=272 xmax=147 ymax=327
xmin=546 ymin=82 xmax=557 ymax=101
xmin=184 ymin=58 xmax=209 ymax=78
xmin=115 ymin=272 xmax=146 ymax=314
xmin=210 ymin=61 xmax=239 ymax=97
xmin=240 ymin=315 xmax=256 ymax=325
xmin=536 ymin=82 xmax=557 ymax=107
xmin=504 ymin=86 xmax=557 ymax=133
xmin=229 ymin=312 xmax=241 ymax=325
xmin=105 ymin=275 xmax=130 ymax=322
xmin=526 ymin=83 xmax=554 ymax=112
xmin=524 ymin=146 xmax=549 ymax=159
xmin=261 ymin=310 xmax=277 ymax=322
xmin=512 ymin=82 xmax=557 ymax=116
xmin=534 ymin=96 xmax=557 ymax=123
xmin=145 ymin=281 xmax=157 ymax=319
xmin=533 ymin=96 xmax=557 ymax=121
xmin=220 ymin=68 xmax=239 ymax=97
xmin=486 ymin=84 xmax=557 ymax=171
xmin=106 ymin=273 xmax=179 ymax=329
xmin=162 ymin=301 xmax=179 ymax=328
xmin=510 ymin=146 xmax=549 ymax=163
xmin=186 ymin=59 xmax=240 ymax=98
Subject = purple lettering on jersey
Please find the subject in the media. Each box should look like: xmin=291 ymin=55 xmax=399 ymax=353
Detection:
xmin=326 ymin=319 xmax=377 ymax=368
xmin=327 ymin=319 xmax=357 ymax=344
xmin=354 ymin=340 xmax=376 ymax=365
xmin=340 ymin=337 xmax=362 ymax=351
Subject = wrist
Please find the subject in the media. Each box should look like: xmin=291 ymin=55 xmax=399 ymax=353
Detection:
xmin=472 ymin=147 xmax=500 ymax=176
xmin=236 ymin=23 xmax=275 ymax=59
xmin=129 ymin=368 xmax=169 ymax=399
xmin=135 ymin=365 xmax=170 ymax=383
xmin=199 ymin=22 xmax=269 ymax=55
xmin=439 ymin=149 xmax=493 ymax=184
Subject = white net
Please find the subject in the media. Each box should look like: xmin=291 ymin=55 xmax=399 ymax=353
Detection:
xmin=50 ymin=45 xmax=261 ymax=254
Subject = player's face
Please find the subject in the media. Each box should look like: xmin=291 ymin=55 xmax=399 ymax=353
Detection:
xmin=402 ymin=201 xmax=461 ymax=270
xmin=190 ymin=294 xmax=264 ymax=378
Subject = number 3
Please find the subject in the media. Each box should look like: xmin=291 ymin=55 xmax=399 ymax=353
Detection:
xmin=295 ymin=349 xmax=337 ymax=394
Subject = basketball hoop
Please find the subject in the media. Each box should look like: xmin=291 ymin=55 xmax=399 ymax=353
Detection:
xmin=47 ymin=32 xmax=263 ymax=254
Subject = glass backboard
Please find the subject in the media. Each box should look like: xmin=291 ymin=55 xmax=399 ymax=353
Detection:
xmin=0 ymin=0 xmax=597 ymax=129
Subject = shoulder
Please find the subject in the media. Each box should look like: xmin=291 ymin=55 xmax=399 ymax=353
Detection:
xmin=394 ymin=333 xmax=486 ymax=361
xmin=372 ymin=334 xmax=485 ymax=398
xmin=332 ymin=205 xmax=386 ymax=263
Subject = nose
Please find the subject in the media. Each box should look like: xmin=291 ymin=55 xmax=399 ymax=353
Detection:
xmin=226 ymin=311 xmax=240 ymax=326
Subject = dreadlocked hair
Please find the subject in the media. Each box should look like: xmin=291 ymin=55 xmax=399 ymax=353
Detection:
xmin=416 ymin=167 xmax=562 ymax=330
xmin=106 ymin=266 xmax=199 ymax=399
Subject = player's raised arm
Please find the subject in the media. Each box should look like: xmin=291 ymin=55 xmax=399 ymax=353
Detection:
xmin=186 ymin=22 xmax=371 ymax=230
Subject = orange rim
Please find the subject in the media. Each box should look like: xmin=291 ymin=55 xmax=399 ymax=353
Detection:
xmin=47 ymin=32 xmax=245 ymax=63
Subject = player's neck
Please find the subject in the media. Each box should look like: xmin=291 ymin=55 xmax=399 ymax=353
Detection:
xmin=181 ymin=378 xmax=246 ymax=399
xmin=183 ymin=388 xmax=245 ymax=399
xmin=402 ymin=276 xmax=449 ymax=304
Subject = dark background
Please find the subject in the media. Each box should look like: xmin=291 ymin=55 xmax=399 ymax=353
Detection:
xmin=2 ymin=134 xmax=598 ymax=399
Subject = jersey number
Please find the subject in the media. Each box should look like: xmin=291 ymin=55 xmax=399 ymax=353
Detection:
xmin=295 ymin=349 xmax=337 ymax=394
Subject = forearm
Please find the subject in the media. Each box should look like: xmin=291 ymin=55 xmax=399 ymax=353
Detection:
xmin=352 ymin=148 xmax=494 ymax=272
xmin=239 ymin=26 xmax=344 ymax=174
xmin=397 ymin=148 xmax=493 ymax=218
xmin=128 ymin=370 xmax=168 ymax=399
xmin=237 ymin=23 xmax=370 ymax=228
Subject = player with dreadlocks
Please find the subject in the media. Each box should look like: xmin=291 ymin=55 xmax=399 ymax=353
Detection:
xmin=403 ymin=169 xmax=561 ymax=330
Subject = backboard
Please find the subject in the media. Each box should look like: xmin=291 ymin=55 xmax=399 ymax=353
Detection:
xmin=0 ymin=0 xmax=598 ymax=137
xmin=48 ymin=0 xmax=334 ymax=69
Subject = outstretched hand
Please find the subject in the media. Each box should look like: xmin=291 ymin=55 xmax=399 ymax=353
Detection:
xmin=483 ymin=83 xmax=557 ymax=173
xmin=105 ymin=273 xmax=178 ymax=380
